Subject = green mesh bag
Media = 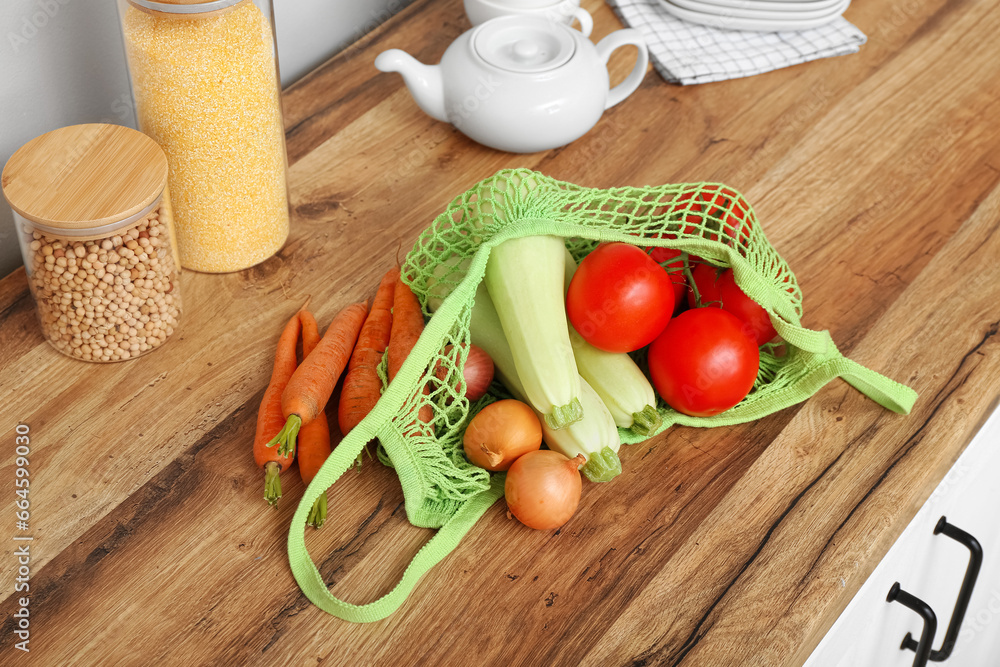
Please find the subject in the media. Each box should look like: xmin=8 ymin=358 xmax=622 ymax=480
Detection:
xmin=287 ymin=169 xmax=917 ymax=622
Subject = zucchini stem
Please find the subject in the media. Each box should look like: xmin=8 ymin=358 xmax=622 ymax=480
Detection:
xmin=630 ymin=405 xmax=662 ymax=437
xmin=581 ymin=445 xmax=622 ymax=483
xmin=544 ymin=396 xmax=583 ymax=430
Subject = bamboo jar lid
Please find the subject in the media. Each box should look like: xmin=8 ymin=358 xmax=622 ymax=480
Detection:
xmin=2 ymin=124 xmax=167 ymax=230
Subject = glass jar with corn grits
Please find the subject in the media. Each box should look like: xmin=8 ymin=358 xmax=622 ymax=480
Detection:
xmin=117 ymin=0 xmax=290 ymax=273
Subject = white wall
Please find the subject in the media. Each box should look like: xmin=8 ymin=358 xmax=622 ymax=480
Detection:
xmin=0 ymin=0 xmax=411 ymax=277
xmin=275 ymin=0 xmax=414 ymax=84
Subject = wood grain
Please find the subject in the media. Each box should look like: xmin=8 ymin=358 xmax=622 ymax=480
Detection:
xmin=1 ymin=0 xmax=999 ymax=664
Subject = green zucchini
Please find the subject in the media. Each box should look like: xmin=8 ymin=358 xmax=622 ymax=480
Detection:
xmin=484 ymin=235 xmax=582 ymax=429
xmin=469 ymin=281 xmax=621 ymax=482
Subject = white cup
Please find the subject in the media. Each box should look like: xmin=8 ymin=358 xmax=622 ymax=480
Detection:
xmin=463 ymin=0 xmax=594 ymax=37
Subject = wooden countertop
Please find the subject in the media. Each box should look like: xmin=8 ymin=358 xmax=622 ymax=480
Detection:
xmin=2 ymin=0 xmax=999 ymax=664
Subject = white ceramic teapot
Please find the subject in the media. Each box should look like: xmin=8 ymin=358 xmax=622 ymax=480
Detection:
xmin=374 ymin=15 xmax=648 ymax=153
xmin=464 ymin=0 xmax=594 ymax=37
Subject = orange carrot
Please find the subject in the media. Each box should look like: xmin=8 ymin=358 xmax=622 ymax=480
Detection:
xmin=298 ymin=309 xmax=333 ymax=528
xmin=338 ymin=266 xmax=399 ymax=436
xmin=387 ymin=274 xmax=423 ymax=382
xmin=254 ymin=299 xmax=309 ymax=507
xmin=387 ymin=274 xmax=433 ymax=432
xmin=268 ymin=300 xmax=368 ymax=458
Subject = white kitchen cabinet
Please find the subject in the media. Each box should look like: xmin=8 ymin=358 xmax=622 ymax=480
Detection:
xmin=805 ymin=406 xmax=1000 ymax=667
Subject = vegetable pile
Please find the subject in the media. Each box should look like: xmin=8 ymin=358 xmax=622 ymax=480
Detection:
xmin=390 ymin=194 xmax=788 ymax=531
xmin=425 ymin=233 xmax=783 ymax=530
xmin=253 ymin=296 xmax=366 ymax=526
xmin=282 ymin=170 xmax=919 ymax=623
xmin=258 ymin=174 xmax=915 ymax=542
xmin=253 ymin=235 xmax=783 ymax=533
xmin=253 ymin=266 xmax=408 ymax=527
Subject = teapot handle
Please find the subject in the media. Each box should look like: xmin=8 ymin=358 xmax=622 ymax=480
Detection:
xmin=570 ymin=7 xmax=594 ymax=38
xmin=595 ymin=29 xmax=649 ymax=110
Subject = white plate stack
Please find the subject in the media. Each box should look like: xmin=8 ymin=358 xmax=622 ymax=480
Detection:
xmin=657 ymin=0 xmax=850 ymax=31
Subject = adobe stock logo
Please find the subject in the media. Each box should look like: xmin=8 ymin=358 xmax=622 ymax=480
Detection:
xmin=572 ymin=264 xmax=652 ymax=343
xmin=449 ymin=75 xmax=503 ymax=128
xmin=957 ymin=589 xmax=1000 ymax=654
xmin=7 ymin=0 xmax=74 ymax=54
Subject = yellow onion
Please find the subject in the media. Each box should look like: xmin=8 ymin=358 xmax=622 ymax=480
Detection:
xmin=463 ymin=399 xmax=541 ymax=471
xmin=505 ymin=450 xmax=585 ymax=530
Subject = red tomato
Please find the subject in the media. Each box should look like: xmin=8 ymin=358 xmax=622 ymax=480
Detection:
xmin=674 ymin=186 xmax=752 ymax=246
xmin=648 ymin=244 xmax=679 ymax=265
xmin=685 ymin=261 xmax=723 ymax=309
xmin=647 ymin=308 xmax=759 ymax=417
xmin=685 ymin=263 xmax=777 ymax=346
xmin=715 ymin=270 xmax=778 ymax=345
xmin=646 ymin=245 xmax=687 ymax=314
xmin=567 ymin=243 xmax=675 ymax=353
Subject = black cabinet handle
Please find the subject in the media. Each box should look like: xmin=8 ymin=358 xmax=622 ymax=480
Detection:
xmin=887 ymin=582 xmax=937 ymax=667
xmin=886 ymin=516 xmax=983 ymax=666
xmin=900 ymin=517 xmax=983 ymax=661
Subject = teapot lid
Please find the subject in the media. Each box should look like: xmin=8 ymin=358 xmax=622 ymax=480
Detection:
xmin=472 ymin=16 xmax=576 ymax=73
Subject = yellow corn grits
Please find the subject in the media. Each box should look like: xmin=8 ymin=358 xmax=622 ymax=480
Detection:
xmin=123 ymin=1 xmax=289 ymax=273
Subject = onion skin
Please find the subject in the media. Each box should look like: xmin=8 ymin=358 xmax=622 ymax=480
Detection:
xmin=461 ymin=344 xmax=494 ymax=402
xmin=437 ymin=344 xmax=495 ymax=402
xmin=463 ymin=399 xmax=542 ymax=471
xmin=505 ymin=450 xmax=585 ymax=530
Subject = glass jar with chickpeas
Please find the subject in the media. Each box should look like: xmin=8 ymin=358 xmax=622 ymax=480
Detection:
xmin=2 ymin=124 xmax=182 ymax=362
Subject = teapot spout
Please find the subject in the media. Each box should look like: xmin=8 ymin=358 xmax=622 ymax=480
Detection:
xmin=375 ymin=49 xmax=448 ymax=123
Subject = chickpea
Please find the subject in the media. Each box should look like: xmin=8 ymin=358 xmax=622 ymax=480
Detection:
xmin=22 ymin=205 xmax=181 ymax=362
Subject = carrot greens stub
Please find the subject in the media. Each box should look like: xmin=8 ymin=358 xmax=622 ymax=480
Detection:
xmin=267 ymin=414 xmax=303 ymax=459
xmin=263 ymin=461 xmax=283 ymax=507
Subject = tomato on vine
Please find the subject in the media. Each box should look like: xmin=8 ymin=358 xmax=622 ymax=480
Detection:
xmin=645 ymin=245 xmax=687 ymax=314
xmin=686 ymin=261 xmax=722 ymax=308
xmin=685 ymin=261 xmax=777 ymax=346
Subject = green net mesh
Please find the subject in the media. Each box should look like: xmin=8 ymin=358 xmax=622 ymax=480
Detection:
xmin=288 ymin=169 xmax=917 ymax=622
xmin=387 ymin=168 xmax=915 ymax=524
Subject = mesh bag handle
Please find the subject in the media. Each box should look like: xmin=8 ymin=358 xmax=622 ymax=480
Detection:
xmin=287 ymin=268 xmax=504 ymax=623
xmin=287 ymin=169 xmax=917 ymax=622
xmin=287 ymin=431 xmax=503 ymax=623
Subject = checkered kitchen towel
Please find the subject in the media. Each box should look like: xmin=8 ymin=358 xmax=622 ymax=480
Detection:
xmin=608 ymin=0 xmax=866 ymax=85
